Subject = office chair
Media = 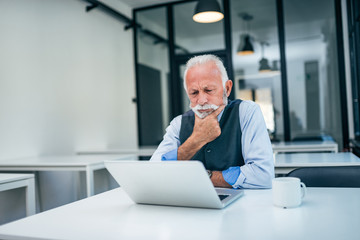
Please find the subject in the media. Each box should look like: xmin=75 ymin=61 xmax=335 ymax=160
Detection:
xmin=286 ymin=166 xmax=360 ymax=187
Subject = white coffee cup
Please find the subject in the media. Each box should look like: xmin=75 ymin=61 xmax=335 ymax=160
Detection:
xmin=272 ymin=177 xmax=306 ymax=208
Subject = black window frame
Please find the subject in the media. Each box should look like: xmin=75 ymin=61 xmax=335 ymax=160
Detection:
xmin=347 ymin=0 xmax=360 ymax=150
xmin=133 ymin=0 xmax=349 ymax=148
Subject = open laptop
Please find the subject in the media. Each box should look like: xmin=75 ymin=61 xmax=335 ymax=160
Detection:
xmin=104 ymin=160 xmax=244 ymax=209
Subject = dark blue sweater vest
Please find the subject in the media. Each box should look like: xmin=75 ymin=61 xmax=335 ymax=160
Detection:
xmin=179 ymin=100 xmax=245 ymax=170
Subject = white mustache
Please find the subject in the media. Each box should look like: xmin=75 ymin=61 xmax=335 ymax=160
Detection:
xmin=191 ymin=104 xmax=219 ymax=118
xmin=192 ymin=104 xmax=219 ymax=111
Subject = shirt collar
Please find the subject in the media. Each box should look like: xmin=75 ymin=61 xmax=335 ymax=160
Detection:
xmin=217 ymin=104 xmax=227 ymax=121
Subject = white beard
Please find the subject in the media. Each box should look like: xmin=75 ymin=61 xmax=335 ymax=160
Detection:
xmin=190 ymin=90 xmax=228 ymax=118
xmin=191 ymin=104 xmax=219 ymax=118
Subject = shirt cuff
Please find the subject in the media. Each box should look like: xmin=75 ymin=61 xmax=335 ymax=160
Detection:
xmin=161 ymin=149 xmax=178 ymax=161
xmin=222 ymin=167 xmax=241 ymax=186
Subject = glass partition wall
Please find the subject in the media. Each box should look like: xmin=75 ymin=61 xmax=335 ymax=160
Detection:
xmin=230 ymin=0 xmax=283 ymax=141
xmin=135 ymin=7 xmax=170 ymax=146
xmin=283 ymin=0 xmax=343 ymax=145
xmin=134 ymin=0 xmax=347 ymax=150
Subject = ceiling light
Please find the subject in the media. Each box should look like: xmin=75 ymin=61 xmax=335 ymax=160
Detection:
xmin=259 ymin=42 xmax=271 ymax=72
xmin=272 ymin=60 xmax=280 ymax=72
xmin=259 ymin=58 xmax=272 ymax=72
xmin=237 ymin=34 xmax=254 ymax=55
xmin=237 ymin=13 xmax=254 ymax=56
xmin=193 ymin=0 xmax=224 ymax=23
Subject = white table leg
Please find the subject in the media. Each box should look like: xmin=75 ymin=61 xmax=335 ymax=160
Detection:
xmin=25 ymin=178 xmax=36 ymax=216
xmin=86 ymin=167 xmax=94 ymax=197
xmin=0 ymin=177 xmax=36 ymax=217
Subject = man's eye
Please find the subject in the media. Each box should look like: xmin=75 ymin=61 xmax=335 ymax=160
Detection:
xmin=205 ymin=89 xmax=213 ymax=93
xmin=190 ymin=92 xmax=198 ymax=95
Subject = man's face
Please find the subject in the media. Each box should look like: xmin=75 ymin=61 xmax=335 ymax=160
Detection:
xmin=185 ymin=61 xmax=232 ymax=118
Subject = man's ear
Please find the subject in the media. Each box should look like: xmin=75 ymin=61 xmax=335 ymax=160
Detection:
xmin=225 ymin=80 xmax=233 ymax=97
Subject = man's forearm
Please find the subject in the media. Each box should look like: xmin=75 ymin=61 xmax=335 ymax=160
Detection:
xmin=177 ymin=135 xmax=206 ymax=160
xmin=211 ymin=171 xmax=232 ymax=188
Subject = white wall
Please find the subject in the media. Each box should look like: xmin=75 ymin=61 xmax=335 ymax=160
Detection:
xmin=0 ymin=0 xmax=137 ymax=222
xmin=0 ymin=0 xmax=137 ymax=157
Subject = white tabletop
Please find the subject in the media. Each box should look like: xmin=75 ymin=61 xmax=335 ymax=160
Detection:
xmin=274 ymin=152 xmax=360 ymax=174
xmin=77 ymin=147 xmax=157 ymax=156
xmin=275 ymin=152 xmax=360 ymax=167
xmin=0 ymin=174 xmax=34 ymax=184
xmin=272 ymin=140 xmax=338 ymax=152
xmin=0 ymin=154 xmax=137 ymax=197
xmin=272 ymin=140 xmax=337 ymax=147
xmin=0 ymin=187 xmax=359 ymax=240
xmin=0 ymin=154 xmax=136 ymax=168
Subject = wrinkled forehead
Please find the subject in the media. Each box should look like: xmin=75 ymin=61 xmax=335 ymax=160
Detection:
xmin=186 ymin=61 xmax=222 ymax=81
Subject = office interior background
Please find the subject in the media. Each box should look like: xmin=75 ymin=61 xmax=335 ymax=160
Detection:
xmin=0 ymin=0 xmax=359 ymax=224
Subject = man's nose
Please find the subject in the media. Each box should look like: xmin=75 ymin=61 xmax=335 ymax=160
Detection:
xmin=197 ymin=92 xmax=207 ymax=105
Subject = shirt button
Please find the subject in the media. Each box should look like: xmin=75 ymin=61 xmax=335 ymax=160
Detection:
xmin=206 ymin=149 xmax=211 ymax=153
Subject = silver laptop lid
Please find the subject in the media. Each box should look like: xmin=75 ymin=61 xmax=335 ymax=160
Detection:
xmin=104 ymin=161 xmax=243 ymax=209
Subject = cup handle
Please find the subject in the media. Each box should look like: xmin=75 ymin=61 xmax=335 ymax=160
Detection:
xmin=300 ymin=182 xmax=307 ymax=199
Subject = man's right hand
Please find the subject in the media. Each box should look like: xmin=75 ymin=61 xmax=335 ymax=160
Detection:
xmin=177 ymin=105 xmax=225 ymax=160
xmin=192 ymin=105 xmax=225 ymax=146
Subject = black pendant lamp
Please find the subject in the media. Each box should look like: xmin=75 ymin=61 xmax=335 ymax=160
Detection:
xmin=259 ymin=42 xmax=271 ymax=72
xmin=237 ymin=13 xmax=254 ymax=56
xmin=237 ymin=34 xmax=254 ymax=55
xmin=272 ymin=60 xmax=280 ymax=72
xmin=259 ymin=58 xmax=271 ymax=72
xmin=193 ymin=0 xmax=224 ymax=23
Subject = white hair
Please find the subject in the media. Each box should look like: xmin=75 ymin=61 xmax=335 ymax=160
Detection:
xmin=183 ymin=54 xmax=229 ymax=91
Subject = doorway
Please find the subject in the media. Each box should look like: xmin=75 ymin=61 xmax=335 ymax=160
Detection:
xmin=137 ymin=64 xmax=164 ymax=146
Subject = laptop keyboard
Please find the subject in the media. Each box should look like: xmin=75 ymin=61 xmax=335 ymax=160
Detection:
xmin=218 ymin=194 xmax=230 ymax=201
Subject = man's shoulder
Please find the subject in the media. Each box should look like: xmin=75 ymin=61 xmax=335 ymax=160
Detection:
xmin=168 ymin=110 xmax=193 ymax=129
xmin=239 ymin=99 xmax=257 ymax=107
xmin=167 ymin=114 xmax=183 ymax=130
xmin=238 ymin=100 xmax=261 ymax=122
xmin=239 ymin=99 xmax=259 ymax=112
xmin=228 ymin=99 xmax=257 ymax=109
xmin=171 ymin=114 xmax=183 ymax=123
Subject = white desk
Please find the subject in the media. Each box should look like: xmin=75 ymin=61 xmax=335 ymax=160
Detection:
xmin=0 ymin=174 xmax=35 ymax=217
xmin=274 ymin=152 xmax=360 ymax=174
xmin=0 ymin=154 xmax=135 ymax=198
xmin=272 ymin=140 xmax=338 ymax=153
xmin=77 ymin=147 xmax=157 ymax=157
xmin=78 ymin=141 xmax=338 ymax=156
xmin=0 ymin=187 xmax=359 ymax=240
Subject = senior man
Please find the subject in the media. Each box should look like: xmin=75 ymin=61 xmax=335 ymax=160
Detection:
xmin=150 ymin=54 xmax=274 ymax=189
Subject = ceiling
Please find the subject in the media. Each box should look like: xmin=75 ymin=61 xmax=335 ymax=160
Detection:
xmin=132 ymin=0 xmax=332 ymax=43
xmin=117 ymin=0 xmax=179 ymax=8
xmin=118 ymin=0 xmax=335 ymax=80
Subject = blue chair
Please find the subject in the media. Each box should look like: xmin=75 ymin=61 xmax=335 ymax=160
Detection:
xmin=286 ymin=166 xmax=360 ymax=187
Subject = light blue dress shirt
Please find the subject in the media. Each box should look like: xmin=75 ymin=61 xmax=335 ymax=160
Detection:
xmin=150 ymin=100 xmax=274 ymax=189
